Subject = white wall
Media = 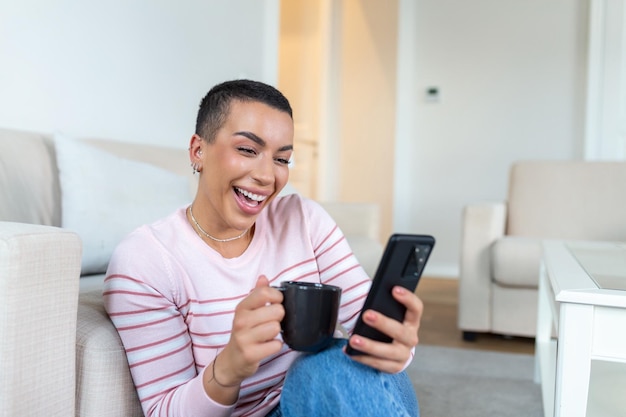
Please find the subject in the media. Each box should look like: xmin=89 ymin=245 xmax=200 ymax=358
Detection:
xmin=1 ymin=0 xmax=594 ymax=277
xmin=0 ymin=0 xmax=279 ymax=149
xmin=395 ymin=0 xmax=590 ymax=277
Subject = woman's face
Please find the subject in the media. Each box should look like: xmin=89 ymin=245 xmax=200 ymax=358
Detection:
xmin=193 ymin=100 xmax=294 ymax=235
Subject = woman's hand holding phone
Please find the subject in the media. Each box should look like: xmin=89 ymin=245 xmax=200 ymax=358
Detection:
xmin=347 ymin=285 xmax=424 ymax=373
xmin=346 ymin=234 xmax=435 ymax=373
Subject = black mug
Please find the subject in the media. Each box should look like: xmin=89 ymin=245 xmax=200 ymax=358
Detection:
xmin=275 ymin=281 xmax=342 ymax=353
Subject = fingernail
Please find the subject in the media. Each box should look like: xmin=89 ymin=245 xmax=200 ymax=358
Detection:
xmin=394 ymin=286 xmax=407 ymax=294
xmin=365 ymin=311 xmax=377 ymax=322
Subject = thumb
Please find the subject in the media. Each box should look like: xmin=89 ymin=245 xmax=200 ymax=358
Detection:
xmin=255 ymin=275 xmax=270 ymax=288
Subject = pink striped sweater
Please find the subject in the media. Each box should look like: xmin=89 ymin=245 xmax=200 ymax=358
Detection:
xmin=103 ymin=194 xmax=372 ymax=417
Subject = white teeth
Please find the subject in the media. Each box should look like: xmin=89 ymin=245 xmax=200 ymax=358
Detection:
xmin=236 ymin=187 xmax=267 ymax=202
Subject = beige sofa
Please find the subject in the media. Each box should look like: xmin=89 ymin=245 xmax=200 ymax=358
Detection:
xmin=458 ymin=160 xmax=626 ymax=340
xmin=0 ymin=127 xmax=383 ymax=417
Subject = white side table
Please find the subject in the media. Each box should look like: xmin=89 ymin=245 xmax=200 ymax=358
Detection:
xmin=535 ymin=240 xmax=626 ymax=417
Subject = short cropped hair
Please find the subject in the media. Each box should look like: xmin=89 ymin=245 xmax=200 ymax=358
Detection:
xmin=195 ymin=79 xmax=293 ymax=142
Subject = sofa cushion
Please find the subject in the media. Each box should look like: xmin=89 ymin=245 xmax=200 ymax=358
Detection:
xmin=77 ymin=290 xmax=143 ymax=417
xmin=0 ymin=128 xmax=61 ymax=225
xmin=55 ymin=134 xmax=192 ymax=275
xmin=491 ymin=236 xmax=542 ymax=288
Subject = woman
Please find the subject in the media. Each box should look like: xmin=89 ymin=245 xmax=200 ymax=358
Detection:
xmin=103 ymin=79 xmax=422 ymax=416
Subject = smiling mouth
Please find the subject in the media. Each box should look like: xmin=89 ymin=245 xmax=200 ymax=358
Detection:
xmin=235 ymin=187 xmax=268 ymax=206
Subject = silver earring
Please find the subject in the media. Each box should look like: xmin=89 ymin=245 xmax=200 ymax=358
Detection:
xmin=191 ymin=163 xmax=200 ymax=175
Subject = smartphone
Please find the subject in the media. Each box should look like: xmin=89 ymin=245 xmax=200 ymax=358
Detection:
xmin=346 ymin=233 xmax=435 ymax=355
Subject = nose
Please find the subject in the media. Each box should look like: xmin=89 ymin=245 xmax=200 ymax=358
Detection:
xmin=251 ymin=154 xmax=275 ymax=185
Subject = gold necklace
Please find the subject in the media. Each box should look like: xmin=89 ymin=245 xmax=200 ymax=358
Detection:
xmin=188 ymin=205 xmax=248 ymax=243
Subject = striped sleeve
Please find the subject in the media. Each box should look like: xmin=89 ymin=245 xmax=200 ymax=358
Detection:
xmin=302 ymin=200 xmax=372 ymax=334
xmin=303 ymin=199 xmax=415 ymax=372
xmin=103 ymin=237 xmax=234 ymax=417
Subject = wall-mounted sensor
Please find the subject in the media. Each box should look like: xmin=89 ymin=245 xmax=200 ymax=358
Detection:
xmin=425 ymin=87 xmax=440 ymax=103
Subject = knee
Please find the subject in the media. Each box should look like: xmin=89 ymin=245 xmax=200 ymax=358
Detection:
xmin=285 ymin=339 xmax=356 ymax=386
xmin=280 ymin=340 xmax=419 ymax=417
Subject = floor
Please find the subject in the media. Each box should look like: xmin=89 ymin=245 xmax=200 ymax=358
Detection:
xmin=415 ymin=277 xmax=535 ymax=355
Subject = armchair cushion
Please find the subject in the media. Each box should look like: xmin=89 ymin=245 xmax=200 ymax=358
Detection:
xmin=491 ymin=237 xmax=542 ymax=287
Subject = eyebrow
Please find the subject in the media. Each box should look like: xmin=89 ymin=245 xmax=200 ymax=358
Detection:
xmin=234 ymin=131 xmax=293 ymax=152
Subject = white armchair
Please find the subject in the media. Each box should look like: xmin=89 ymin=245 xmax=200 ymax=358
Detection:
xmin=458 ymin=160 xmax=626 ymax=340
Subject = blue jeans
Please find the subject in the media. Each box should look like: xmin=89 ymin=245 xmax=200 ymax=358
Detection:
xmin=267 ymin=339 xmax=419 ymax=417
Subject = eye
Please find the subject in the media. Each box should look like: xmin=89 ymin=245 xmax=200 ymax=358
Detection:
xmin=275 ymin=157 xmax=291 ymax=166
xmin=237 ymin=146 xmax=257 ymax=156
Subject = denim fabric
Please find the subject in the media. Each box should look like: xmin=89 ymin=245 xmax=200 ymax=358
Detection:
xmin=269 ymin=339 xmax=419 ymax=417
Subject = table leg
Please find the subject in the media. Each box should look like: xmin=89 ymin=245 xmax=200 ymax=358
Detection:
xmin=535 ymin=263 xmax=556 ymax=417
xmin=535 ymin=263 xmax=551 ymax=382
xmin=555 ymin=302 xmax=593 ymax=417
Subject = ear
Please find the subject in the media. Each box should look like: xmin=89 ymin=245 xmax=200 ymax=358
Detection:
xmin=189 ymin=134 xmax=204 ymax=163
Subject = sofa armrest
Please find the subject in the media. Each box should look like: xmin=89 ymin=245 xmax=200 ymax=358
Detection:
xmin=319 ymin=201 xmax=380 ymax=242
xmin=0 ymin=222 xmax=81 ymax=416
xmin=457 ymin=202 xmax=507 ymax=333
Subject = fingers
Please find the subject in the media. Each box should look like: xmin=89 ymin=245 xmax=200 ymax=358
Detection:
xmin=233 ymin=279 xmax=284 ymax=335
xmin=356 ymin=287 xmax=422 ymax=345
xmin=241 ymin=275 xmax=283 ymax=310
xmin=396 ymin=286 xmax=424 ymax=329
xmin=347 ymin=328 xmax=416 ymax=374
xmin=347 ymin=344 xmax=409 ymax=374
xmin=347 ymin=287 xmax=423 ymax=373
xmin=224 ymin=276 xmax=285 ymax=380
xmin=255 ymin=275 xmax=270 ymax=289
